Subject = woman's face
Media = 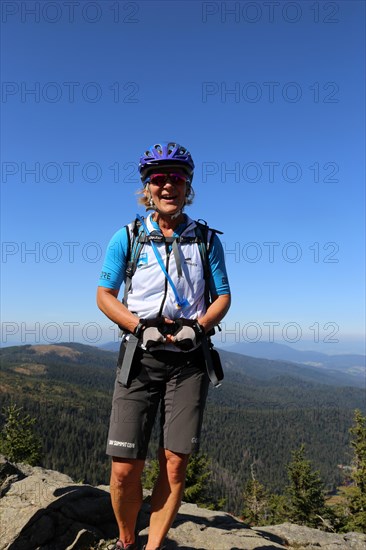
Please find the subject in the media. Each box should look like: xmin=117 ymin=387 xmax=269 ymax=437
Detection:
xmin=147 ymin=170 xmax=188 ymax=217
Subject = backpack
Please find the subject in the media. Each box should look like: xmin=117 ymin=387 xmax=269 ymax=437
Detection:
xmin=122 ymin=216 xmax=222 ymax=309
xmin=119 ymin=216 xmax=224 ymax=388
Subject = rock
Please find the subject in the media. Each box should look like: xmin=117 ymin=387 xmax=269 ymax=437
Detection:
xmin=0 ymin=456 xmax=26 ymax=497
xmin=1 ymin=458 xmax=365 ymax=550
xmin=258 ymin=523 xmax=366 ymax=550
xmin=145 ymin=500 xmax=286 ymax=549
xmin=0 ymin=459 xmax=117 ymax=550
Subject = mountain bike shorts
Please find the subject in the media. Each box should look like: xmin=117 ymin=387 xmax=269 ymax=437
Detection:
xmin=106 ymin=342 xmax=210 ymax=459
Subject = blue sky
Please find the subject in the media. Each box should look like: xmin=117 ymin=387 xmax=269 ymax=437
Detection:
xmin=1 ymin=0 xmax=365 ymax=353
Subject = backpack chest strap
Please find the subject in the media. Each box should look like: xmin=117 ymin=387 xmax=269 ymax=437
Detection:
xmin=136 ymin=234 xmax=202 ymax=279
xmin=137 ymin=234 xmax=200 ymax=244
xmin=123 ymin=216 xmax=219 ymax=310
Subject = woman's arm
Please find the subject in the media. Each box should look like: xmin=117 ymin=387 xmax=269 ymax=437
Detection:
xmin=197 ymin=230 xmax=231 ymax=333
xmin=197 ymin=293 xmax=231 ymax=334
xmin=96 ymin=287 xmax=140 ymax=334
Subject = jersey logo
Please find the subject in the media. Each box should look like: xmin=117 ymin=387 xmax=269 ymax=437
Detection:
xmin=137 ymin=253 xmax=148 ymax=267
xmin=184 ymin=257 xmax=198 ymax=267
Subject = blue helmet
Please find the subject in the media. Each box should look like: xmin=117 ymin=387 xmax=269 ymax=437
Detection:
xmin=139 ymin=142 xmax=195 ymax=182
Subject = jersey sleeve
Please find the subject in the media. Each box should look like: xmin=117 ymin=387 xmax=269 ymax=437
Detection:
xmin=208 ymin=233 xmax=230 ymax=297
xmin=98 ymin=227 xmax=129 ymax=290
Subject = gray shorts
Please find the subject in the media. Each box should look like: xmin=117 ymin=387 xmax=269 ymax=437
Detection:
xmin=106 ymin=343 xmax=210 ymax=459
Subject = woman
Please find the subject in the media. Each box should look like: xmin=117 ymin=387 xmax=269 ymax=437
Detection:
xmin=97 ymin=142 xmax=231 ymax=550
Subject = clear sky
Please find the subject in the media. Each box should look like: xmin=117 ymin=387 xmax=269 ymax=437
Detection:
xmin=1 ymin=0 xmax=365 ymax=353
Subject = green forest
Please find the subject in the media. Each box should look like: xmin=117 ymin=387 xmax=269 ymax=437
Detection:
xmin=1 ymin=343 xmax=365 ymax=517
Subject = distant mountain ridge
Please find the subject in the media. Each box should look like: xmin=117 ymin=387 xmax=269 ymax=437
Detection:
xmin=225 ymin=341 xmax=365 ymax=383
xmin=227 ymin=340 xmax=365 ymax=363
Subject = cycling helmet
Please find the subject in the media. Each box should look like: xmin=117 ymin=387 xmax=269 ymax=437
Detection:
xmin=139 ymin=142 xmax=195 ymax=182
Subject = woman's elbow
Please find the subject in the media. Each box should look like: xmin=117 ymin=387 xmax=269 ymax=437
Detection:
xmin=224 ymin=293 xmax=231 ymax=313
xmin=96 ymin=286 xmax=109 ymax=311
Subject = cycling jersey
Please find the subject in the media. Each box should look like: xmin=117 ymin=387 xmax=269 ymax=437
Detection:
xmin=99 ymin=213 xmax=230 ymax=321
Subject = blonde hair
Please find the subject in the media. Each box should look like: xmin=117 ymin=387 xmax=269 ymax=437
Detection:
xmin=137 ymin=183 xmax=195 ymax=210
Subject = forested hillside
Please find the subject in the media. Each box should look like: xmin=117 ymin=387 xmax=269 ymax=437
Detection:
xmin=1 ymin=343 xmax=365 ymax=514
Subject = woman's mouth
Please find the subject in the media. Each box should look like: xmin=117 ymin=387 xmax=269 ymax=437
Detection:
xmin=161 ymin=194 xmax=177 ymax=201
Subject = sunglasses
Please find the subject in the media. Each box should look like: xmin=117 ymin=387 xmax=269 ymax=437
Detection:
xmin=149 ymin=173 xmax=188 ymax=186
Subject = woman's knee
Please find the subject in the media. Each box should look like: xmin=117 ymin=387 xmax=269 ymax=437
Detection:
xmin=163 ymin=450 xmax=190 ymax=484
xmin=111 ymin=457 xmax=145 ymax=485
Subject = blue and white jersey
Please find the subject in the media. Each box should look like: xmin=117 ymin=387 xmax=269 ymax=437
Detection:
xmin=99 ymin=213 xmax=230 ymax=321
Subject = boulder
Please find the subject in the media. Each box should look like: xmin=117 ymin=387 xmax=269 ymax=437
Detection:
xmin=0 ymin=457 xmax=116 ymax=550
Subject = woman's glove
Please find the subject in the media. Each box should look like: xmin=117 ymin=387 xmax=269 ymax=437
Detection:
xmin=134 ymin=317 xmax=166 ymax=350
xmin=172 ymin=319 xmax=205 ymax=351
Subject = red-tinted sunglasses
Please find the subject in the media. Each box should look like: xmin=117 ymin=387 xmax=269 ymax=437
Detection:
xmin=149 ymin=173 xmax=188 ymax=186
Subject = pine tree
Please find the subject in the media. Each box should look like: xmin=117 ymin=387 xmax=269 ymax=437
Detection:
xmin=267 ymin=493 xmax=289 ymax=525
xmin=342 ymin=409 xmax=366 ymax=532
xmin=0 ymin=404 xmax=42 ymax=465
xmin=286 ymin=444 xmax=328 ymax=528
xmin=183 ymin=453 xmax=211 ymax=505
xmin=242 ymin=464 xmax=269 ymax=525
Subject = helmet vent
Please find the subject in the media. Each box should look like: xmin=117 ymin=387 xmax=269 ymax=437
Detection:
xmin=139 ymin=141 xmax=194 ymax=180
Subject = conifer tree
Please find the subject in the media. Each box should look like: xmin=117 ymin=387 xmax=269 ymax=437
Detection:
xmin=242 ymin=478 xmax=268 ymax=524
xmin=242 ymin=464 xmax=269 ymax=525
xmin=342 ymin=409 xmax=366 ymax=532
xmin=267 ymin=493 xmax=289 ymax=525
xmin=286 ymin=444 xmax=328 ymax=527
xmin=0 ymin=404 xmax=42 ymax=465
xmin=183 ymin=453 xmax=211 ymax=504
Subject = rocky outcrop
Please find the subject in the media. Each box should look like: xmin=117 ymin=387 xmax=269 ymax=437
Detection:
xmin=1 ymin=457 xmax=365 ymax=550
xmin=0 ymin=457 xmax=116 ymax=550
xmin=257 ymin=523 xmax=366 ymax=550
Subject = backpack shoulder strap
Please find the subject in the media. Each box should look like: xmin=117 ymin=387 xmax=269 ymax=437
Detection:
xmin=123 ymin=218 xmax=145 ymax=304
xmin=194 ymin=219 xmax=223 ymax=308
